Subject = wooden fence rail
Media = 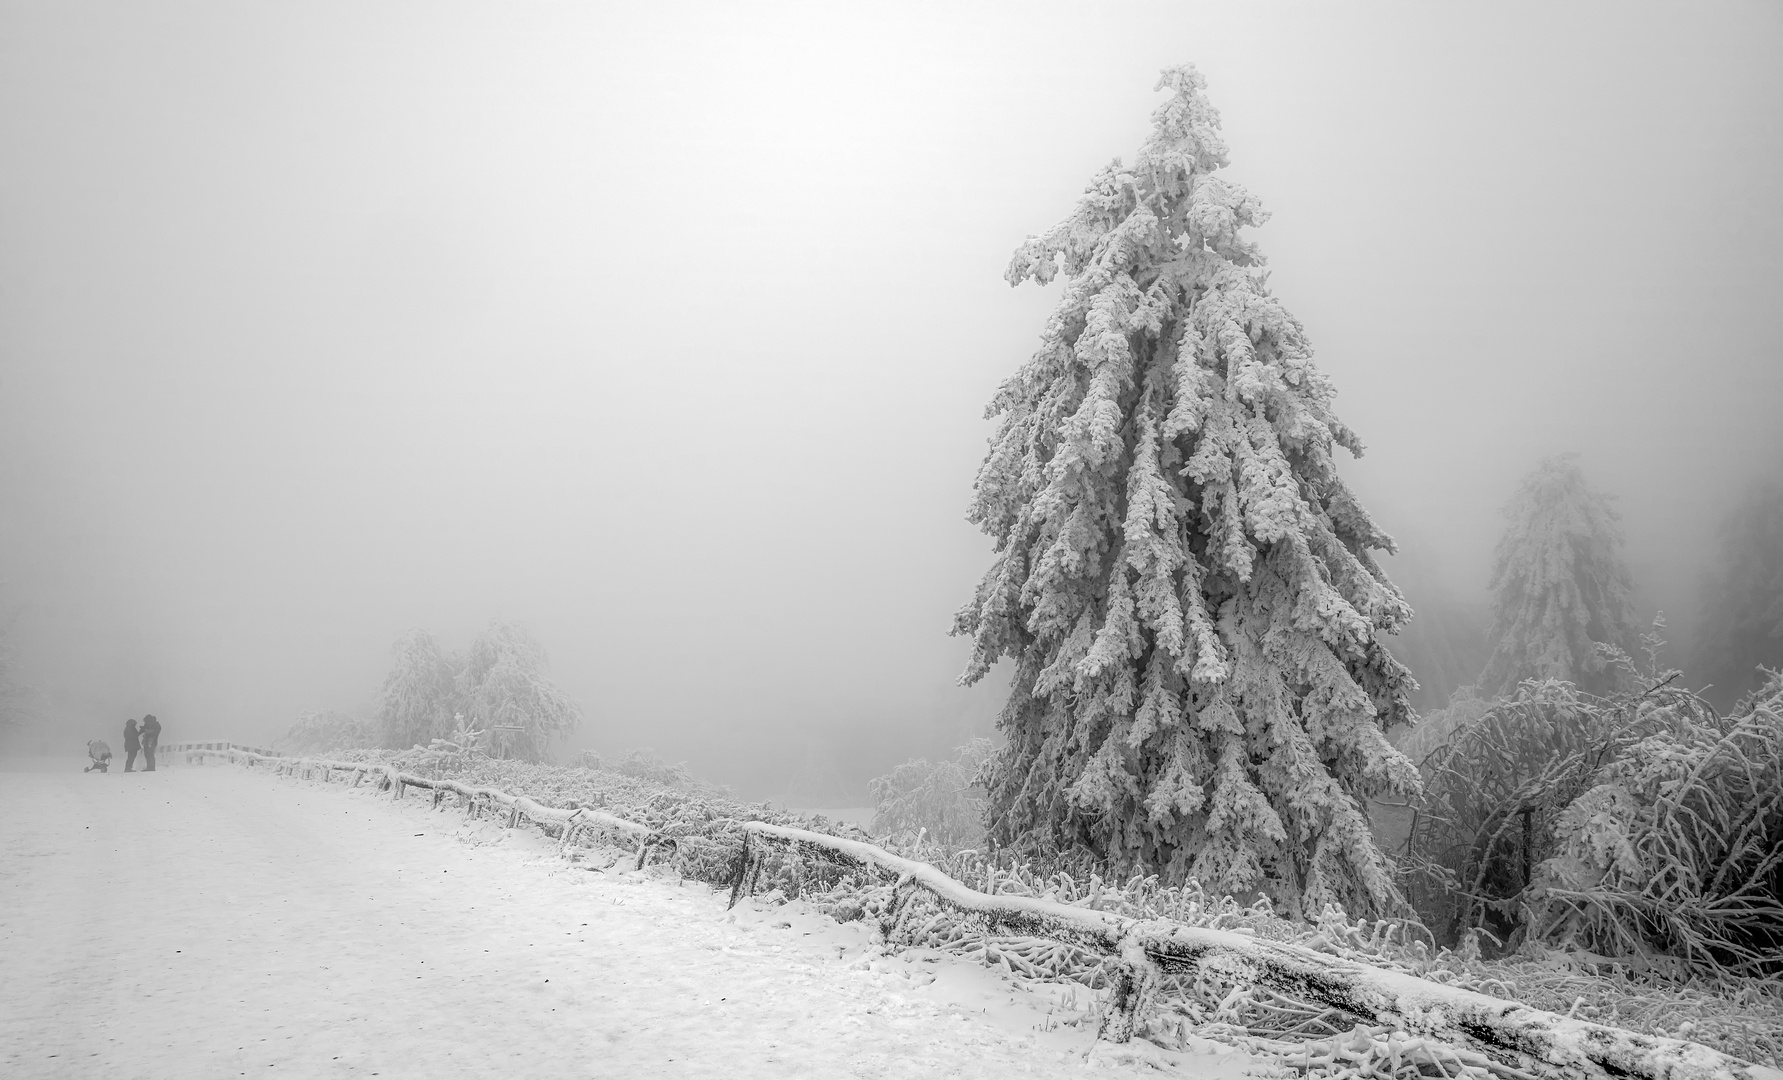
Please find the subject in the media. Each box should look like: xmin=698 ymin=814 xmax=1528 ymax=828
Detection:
xmin=189 ymin=748 xmax=1781 ymax=1080
xmin=728 ymin=827 xmax=1782 ymax=1080
xmin=181 ymin=747 xmax=666 ymax=866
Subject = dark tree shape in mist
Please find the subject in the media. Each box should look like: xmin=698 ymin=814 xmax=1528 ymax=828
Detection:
xmin=1694 ymin=480 xmax=1783 ymax=709
xmin=0 ymin=602 xmax=39 ymax=730
xmin=1479 ymin=456 xmax=1637 ymax=698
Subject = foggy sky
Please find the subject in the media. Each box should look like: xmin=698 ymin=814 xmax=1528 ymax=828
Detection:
xmin=3 ymin=1 xmax=1779 ymax=799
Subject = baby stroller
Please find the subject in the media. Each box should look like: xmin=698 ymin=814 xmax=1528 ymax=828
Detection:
xmin=84 ymin=739 xmax=113 ymax=773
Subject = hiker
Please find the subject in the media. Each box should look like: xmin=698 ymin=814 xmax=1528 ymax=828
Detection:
xmin=123 ymin=718 xmax=140 ymax=772
xmin=140 ymin=714 xmax=161 ymax=772
xmin=84 ymin=739 xmax=113 ymax=773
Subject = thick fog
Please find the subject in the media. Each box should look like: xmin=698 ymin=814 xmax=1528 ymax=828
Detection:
xmin=3 ymin=1 xmax=1779 ymax=800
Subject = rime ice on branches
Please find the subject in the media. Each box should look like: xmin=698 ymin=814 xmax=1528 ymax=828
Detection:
xmin=955 ymin=65 xmax=1418 ymax=920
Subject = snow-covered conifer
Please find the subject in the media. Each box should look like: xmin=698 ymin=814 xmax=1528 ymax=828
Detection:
xmin=1479 ymin=456 xmax=1637 ymax=697
xmin=955 ymin=66 xmax=1417 ymax=920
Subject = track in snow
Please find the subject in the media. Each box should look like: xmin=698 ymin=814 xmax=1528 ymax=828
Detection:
xmin=0 ymin=758 xmax=1266 ymax=1079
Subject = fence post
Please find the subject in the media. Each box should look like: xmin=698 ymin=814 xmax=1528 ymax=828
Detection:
xmin=881 ymin=875 xmax=922 ymax=943
xmin=1096 ymin=947 xmax=1160 ymax=1044
xmin=727 ymin=831 xmax=757 ymax=908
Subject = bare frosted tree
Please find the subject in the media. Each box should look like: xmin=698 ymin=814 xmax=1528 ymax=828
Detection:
xmin=1479 ymin=456 xmax=1637 ymax=697
xmin=374 ymin=623 xmax=581 ymax=761
xmin=375 ymin=629 xmax=459 ymax=749
xmin=955 ymin=65 xmax=1417 ymax=919
xmin=458 ymin=620 xmax=581 ymax=762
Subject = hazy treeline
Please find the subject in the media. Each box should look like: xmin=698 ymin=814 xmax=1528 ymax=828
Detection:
xmin=1388 ymin=471 xmax=1783 ymax=715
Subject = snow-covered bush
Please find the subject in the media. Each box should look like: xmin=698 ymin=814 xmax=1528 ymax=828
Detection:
xmin=608 ymin=747 xmax=696 ymax=788
xmin=1405 ymin=662 xmax=1783 ymax=977
xmin=1404 ymin=679 xmax=1644 ymax=949
xmin=1525 ymin=671 xmax=1783 ymax=977
xmin=279 ymin=709 xmax=377 ymax=754
xmin=868 ymin=738 xmax=991 ymax=853
xmin=577 ymin=746 xmax=698 ymax=788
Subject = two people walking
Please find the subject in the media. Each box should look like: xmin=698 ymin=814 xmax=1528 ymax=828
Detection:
xmin=122 ymin=714 xmax=160 ymax=772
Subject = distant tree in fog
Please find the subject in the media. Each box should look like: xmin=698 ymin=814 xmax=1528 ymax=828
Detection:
xmin=280 ymin=709 xmax=377 ymax=754
xmin=375 ymin=629 xmax=459 ymax=749
xmin=954 ymin=65 xmax=1417 ymax=920
xmin=456 ymin=621 xmax=581 ymax=762
xmin=374 ymin=622 xmax=580 ymax=761
xmin=0 ymin=637 xmax=28 ymax=728
xmin=1479 ymin=456 xmax=1637 ymax=697
xmin=869 ymin=739 xmax=992 ymax=854
xmin=1694 ymin=480 xmax=1783 ymax=708
xmin=0 ymin=603 xmax=40 ymax=730
xmin=1381 ymin=567 xmax=1489 ymax=716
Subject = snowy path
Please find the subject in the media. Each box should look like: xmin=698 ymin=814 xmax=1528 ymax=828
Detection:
xmin=0 ymin=761 xmax=1267 ymax=1079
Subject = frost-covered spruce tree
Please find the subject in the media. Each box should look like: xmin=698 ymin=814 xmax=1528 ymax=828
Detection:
xmin=954 ymin=66 xmax=1418 ymax=920
xmin=1479 ymin=456 xmax=1637 ymax=697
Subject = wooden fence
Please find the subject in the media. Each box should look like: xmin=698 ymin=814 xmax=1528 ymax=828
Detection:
xmin=186 ymin=747 xmax=1781 ymax=1080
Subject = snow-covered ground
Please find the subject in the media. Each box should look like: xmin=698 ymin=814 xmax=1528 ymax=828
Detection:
xmin=1 ymin=757 xmax=1271 ymax=1079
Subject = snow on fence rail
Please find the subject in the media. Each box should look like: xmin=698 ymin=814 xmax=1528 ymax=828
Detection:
xmin=189 ymin=747 xmax=1781 ymax=1080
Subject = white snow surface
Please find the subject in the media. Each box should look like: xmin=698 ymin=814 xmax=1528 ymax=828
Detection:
xmin=1 ymin=759 xmax=1271 ymax=1079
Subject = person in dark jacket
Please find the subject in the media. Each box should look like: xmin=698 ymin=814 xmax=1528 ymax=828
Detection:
xmin=139 ymin=714 xmax=161 ymax=772
xmin=123 ymin=718 xmax=140 ymax=772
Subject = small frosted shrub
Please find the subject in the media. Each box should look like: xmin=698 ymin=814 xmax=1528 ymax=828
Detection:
xmin=869 ymin=739 xmax=992 ymax=853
